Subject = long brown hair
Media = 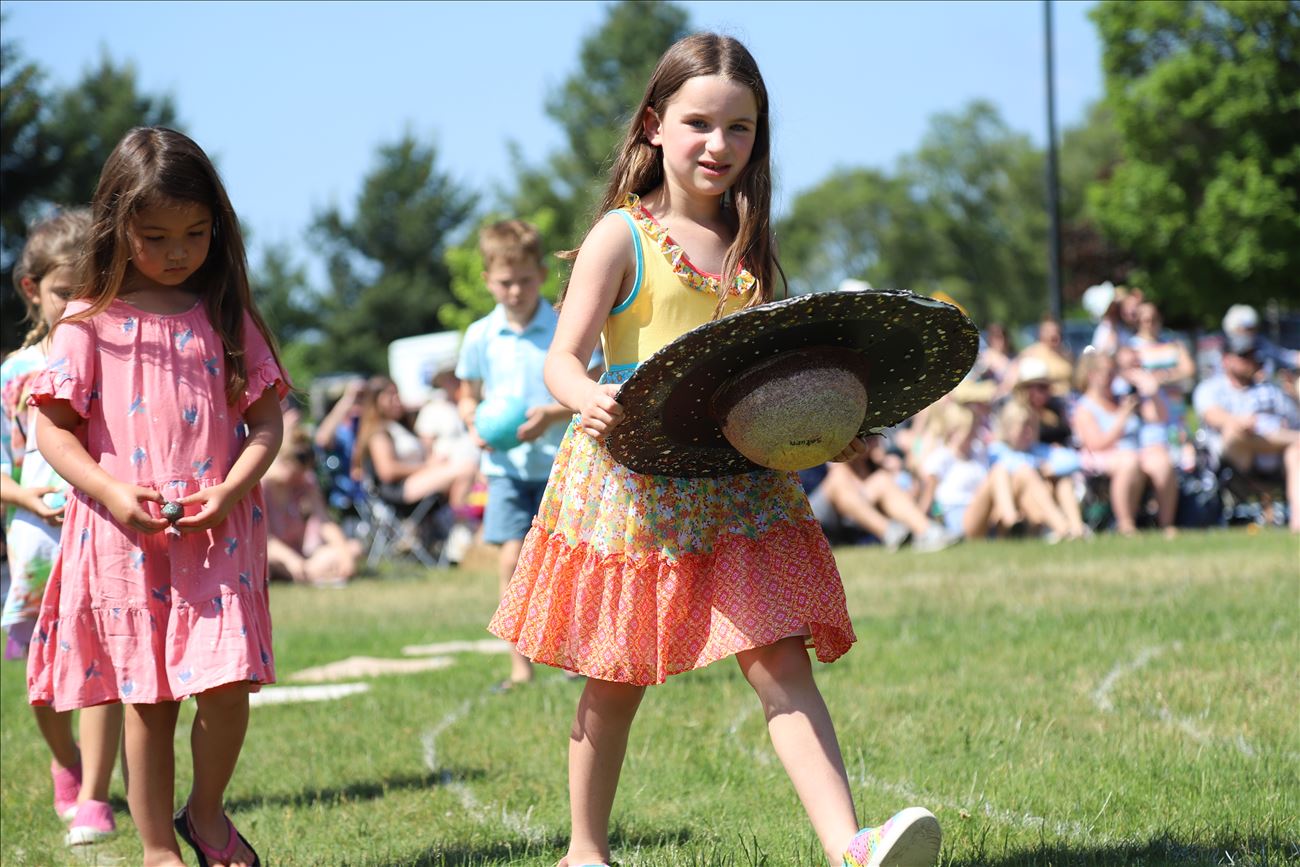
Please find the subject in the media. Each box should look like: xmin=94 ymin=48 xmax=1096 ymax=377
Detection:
xmin=65 ymin=127 xmax=282 ymax=406
xmin=559 ymin=32 xmax=785 ymax=316
xmin=351 ymin=375 xmax=398 ymax=477
xmin=12 ymin=208 xmax=91 ymax=350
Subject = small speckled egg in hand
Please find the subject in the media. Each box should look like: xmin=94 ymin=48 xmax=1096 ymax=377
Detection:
xmin=161 ymin=501 xmax=184 ymax=524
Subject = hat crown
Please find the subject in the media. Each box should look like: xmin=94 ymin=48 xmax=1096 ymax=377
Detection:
xmin=711 ymin=348 xmax=868 ymax=472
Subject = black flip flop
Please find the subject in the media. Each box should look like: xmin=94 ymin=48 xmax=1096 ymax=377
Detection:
xmin=173 ymin=804 xmax=261 ymax=867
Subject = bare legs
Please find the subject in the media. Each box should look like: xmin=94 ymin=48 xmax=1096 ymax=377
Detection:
xmin=565 ymin=679 xmax=646 ymax=865
xmin=268 ymin=529 xmax=359 ymax=585
xmin=563 ymin=638 xmax=857 ymax=867
xmin=1222 ymin=427 xmax=1300 ymax=532
xmin=736 ymin=637 xmax=859 ymax=864
xmin=34 ymin=705 xmax=80 ymax=770
xmin=820 ymin=464 xmax=942 ymax=540
xmin=499 ymin=539 xmax=533 ymax=685
xmin=1108 ymin=447 xmax=1178 ymax=535
xmin=124 ymin=683 xmax=256 ymax=867
xmin=77 ymin=704 xmax=123 ymax=804
xmin=401 ymin=455 xmax=478 ymax=504
xmin=33 ymin=702 xmax=123 ymax=804
xmin=125 ymin=701 xmax=183 ymax=866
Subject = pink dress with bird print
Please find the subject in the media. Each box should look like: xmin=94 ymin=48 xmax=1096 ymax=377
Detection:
xmin=25 ymin=299 xmax=288 ymax=711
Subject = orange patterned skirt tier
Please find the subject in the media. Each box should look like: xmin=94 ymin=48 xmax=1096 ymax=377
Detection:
xmin=488 ymin=421 xmax=856 ymax=686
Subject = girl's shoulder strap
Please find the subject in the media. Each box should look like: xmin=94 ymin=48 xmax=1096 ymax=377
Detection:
xmin=601 ymin=208 xmax=644 ymax=316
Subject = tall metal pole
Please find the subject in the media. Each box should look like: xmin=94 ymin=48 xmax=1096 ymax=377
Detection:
xmin=1044 ymin=0 xmax=1063 ymax=320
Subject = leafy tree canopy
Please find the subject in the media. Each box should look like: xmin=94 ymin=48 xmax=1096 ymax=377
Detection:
xmin=0 ymin=33 xmax=177 ymax=349
xmin=307 ymin=134 xmax=477 ymax=376
xmin=1088 ymin=0 xmax=1300 ymax=324
xmin=506 ymin=0 xmax=689 ymax=257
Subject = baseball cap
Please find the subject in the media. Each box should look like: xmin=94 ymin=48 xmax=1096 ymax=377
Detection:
xmin=1222 ymin=304 xmax=1259 ymax=335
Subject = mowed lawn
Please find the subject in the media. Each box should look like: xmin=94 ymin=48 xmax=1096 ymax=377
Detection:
xmin=2 ymin=529 xmax=1297 ymax=866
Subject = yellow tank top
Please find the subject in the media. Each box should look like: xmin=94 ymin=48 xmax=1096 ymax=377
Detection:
xmin=601 ymin=195 xmax=756 ymax=378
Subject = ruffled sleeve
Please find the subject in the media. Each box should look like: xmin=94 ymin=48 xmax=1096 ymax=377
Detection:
xmin=238 ymin=313 xmax=291 ymax=413
xmin=26 ymin=304 xmax=99 ymax=419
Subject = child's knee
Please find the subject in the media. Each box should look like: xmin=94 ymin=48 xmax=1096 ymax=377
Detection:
xmin=738 ymin=636 xmax=812 ymax=687
xmin=195 ymin=681 xmax=251 ymax=711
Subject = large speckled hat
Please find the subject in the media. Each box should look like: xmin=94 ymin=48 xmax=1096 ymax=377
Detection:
xmin=604 ymin=288 xmax=979 ymax=478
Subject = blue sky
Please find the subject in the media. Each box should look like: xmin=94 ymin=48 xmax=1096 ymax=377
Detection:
xmin=7 ymin=0 xmax=1103 ymax=264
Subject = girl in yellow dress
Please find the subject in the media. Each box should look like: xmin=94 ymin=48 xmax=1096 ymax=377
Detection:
xmin=489 ymin=33 xmax=941 ymax=867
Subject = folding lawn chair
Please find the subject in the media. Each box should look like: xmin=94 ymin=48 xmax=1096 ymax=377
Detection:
xmin=354 ymin=471 xmax=453 ymax=569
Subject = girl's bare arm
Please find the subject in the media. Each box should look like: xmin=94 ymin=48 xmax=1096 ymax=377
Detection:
xmin=35 ymin=400 xmax=168 ymax=533
xmin=176 ymin=389 xmax=283 ymax=532
xmin=545 ymin=215 xmax=634 ymax=438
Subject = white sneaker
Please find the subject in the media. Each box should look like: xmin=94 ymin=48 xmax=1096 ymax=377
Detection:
xmin=912 ymin=523 xmax=959 ymax=553
xmin=882 ymin=520 xmax=910 ymax=552
xmin=446 ymin=523 xmax=474 ymax=565
xmin=843 ymin=806 xmax=942 ymax=866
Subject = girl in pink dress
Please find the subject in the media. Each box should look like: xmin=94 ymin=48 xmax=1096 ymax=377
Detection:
xmin=27 ymin=127 xmax=287 ymax=867
xmin=488 ymin=34 xmax=940 ymax=867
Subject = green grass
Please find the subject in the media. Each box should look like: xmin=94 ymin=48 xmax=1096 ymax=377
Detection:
xmin=3 ymin=529 xmax=1298 ymax=866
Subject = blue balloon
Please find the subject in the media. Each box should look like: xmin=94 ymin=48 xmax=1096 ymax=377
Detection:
xmin=475 ymin=396 xmax=529 ymax=452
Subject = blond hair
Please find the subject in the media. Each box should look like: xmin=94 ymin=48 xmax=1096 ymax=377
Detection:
xmin=13 ymin=208 xmax=92 ymax=349
xmin=479 ymin=219 xmax=544 ymax=272
xmin=996 ymin=399 xmax=1036 ymax=442
xmin=1074 ymin=348 xmax=1112 ymax=392
xmin=936 ymin=401 xmax=976 ymax=441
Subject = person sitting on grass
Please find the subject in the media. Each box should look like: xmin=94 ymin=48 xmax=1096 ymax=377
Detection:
xmin=354 ymin=376 xmax=477 ymax=507
xmin=917 ymin=402 xmax=997 ymax=541
xmin=1074 ymin=349 xmax=1178 ymax=537
xmin=263 ymin=427 xmax=361 ymax=586
xmin=808 ymin=436 xmax=958 ymax=552
xmin=988 ymin=401 xmax=1087 ymax=542
xmin=1193 ymin=334 xmax=1300 ymax=533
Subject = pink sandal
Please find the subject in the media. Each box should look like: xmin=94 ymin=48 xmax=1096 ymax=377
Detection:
xmin=173 ymin=803 xmax=261 ymax=867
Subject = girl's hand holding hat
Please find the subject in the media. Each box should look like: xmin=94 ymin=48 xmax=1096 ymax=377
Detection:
xmin=578 ymin=382 xmax=624 ymax=440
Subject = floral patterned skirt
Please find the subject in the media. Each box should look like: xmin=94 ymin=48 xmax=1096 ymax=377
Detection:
xmin=488 ymin=420 xmax=856 ymax=685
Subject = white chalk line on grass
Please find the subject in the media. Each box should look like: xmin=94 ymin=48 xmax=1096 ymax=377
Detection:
xmin=421 ymin=691 xmax=547 ymax=844
xmin=723 ymin=695 xmax=1093 ymax=842
xmin=1091 ymin=643 xmax=1173 ymax=712
xmin=290 ymin=655 xmax=455 ymax=683
xmin=1091 ymin=642 xmax=1266 ymax=759
xmin=851 ymin=768 xmax=1094 ymax=842
xmin=249 ymin=682 xmax=371 ymax=707
xmin=403 ymin=638 xmax=512 ymax=657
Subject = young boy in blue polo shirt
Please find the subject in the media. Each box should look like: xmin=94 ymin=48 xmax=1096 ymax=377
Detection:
xmin=457 ymin=220 xmax=575 ymax=690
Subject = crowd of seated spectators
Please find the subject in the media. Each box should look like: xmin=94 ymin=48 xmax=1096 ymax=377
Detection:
xmin=271 ymin=297 xmax=1297 ymax=575
xmin=803 ymin=294 xmax=1299 ymax=548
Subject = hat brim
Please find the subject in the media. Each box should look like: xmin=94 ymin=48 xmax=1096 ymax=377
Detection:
xmin=605 ymin=288 xmax=979 ymax=478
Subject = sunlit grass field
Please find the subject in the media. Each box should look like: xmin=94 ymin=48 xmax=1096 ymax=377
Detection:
xmin=2 ymin=529 xmax=1297 ymax=866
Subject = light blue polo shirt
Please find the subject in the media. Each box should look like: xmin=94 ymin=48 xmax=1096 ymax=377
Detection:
xmin=456 ymin=301 xmax=566 ymax=481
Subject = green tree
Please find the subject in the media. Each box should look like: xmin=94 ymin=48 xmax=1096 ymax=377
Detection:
xmin=903 ymin=101 xmax=1049 ymax=326
xmin=506 ymin=0 xmax=689 ymax=255
xmin=776 ymin=168 xmax=932 ymax=297
xmin=1089 ymin=0 xmax=1300 ymax=324
xmin=41 ymin=51 xmax=178 ymax=208
xmin=1057 ymin=101 xmax=1134 ymax=303
xmin=778 ymin=101 xmax=1051 ymax=327
xmin=0 ymin=38 xmax=178 ymax=348
xmin=250 ymin=241 xmax=318 ymax=389
xmin=308 ymin=134 xmax=477 ymax=375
